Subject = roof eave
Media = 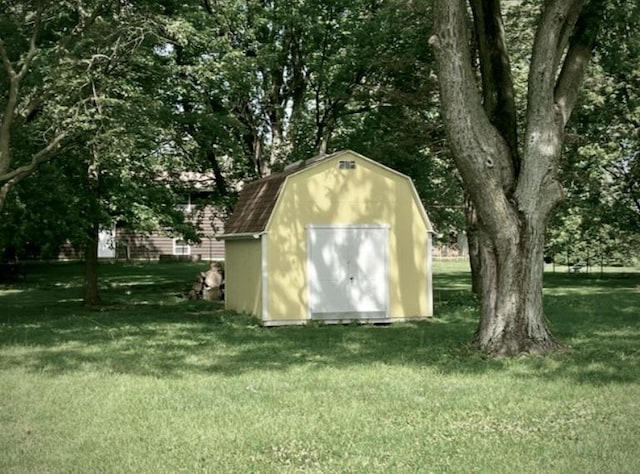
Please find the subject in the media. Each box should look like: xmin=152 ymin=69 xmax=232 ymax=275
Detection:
xmin=216 ymin=231 xmax=266 ymax=241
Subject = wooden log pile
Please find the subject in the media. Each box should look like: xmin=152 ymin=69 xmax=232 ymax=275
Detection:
xmin=188 ymin=262 xmax=224 ymax=301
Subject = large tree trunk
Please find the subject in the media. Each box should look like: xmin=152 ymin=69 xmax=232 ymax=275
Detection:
xmin=466 ymin=174 xmax=561 ymax=355
xmin=430 ymin=0 xmax=601 ymax=356
xmin=474 ymin=216 xmax=558 ymax=355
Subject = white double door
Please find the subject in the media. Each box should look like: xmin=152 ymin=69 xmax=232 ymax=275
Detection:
xmin=307 ymin=225 xmax=388 ymax=319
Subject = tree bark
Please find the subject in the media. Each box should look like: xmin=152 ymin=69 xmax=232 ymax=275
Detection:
xmin=430 ymin=0 xmax=600 ymax=356
xmin=84 ymin=144 xmax=101 ymax=306
xmin=464 ymin=198 xmax=481 ymax=296
xmin=473 ymin=216 xmax=558 ymax=355
xmin=84 ymin=220 xmax=101 ymax=306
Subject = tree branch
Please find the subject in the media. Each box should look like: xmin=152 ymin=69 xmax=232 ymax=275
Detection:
xmin=0 ymin=41 xmax=19 ymax=175
xmin=430 ymin=0 xmax=517 ymax=238
xmin=553 ymin=2 xmax=586 ymax=74
xmin=16 ymin=7 xmax=42 ymax=80
xmin=202 ymin=0 xmax=214 ymax=15
xmin=429 ymin=0 xmax=513 ymax=183
xmin=0 ymin=39 xmax=16 ymax=78
xmin=0 ymin=131 xmax=68 ymax=184
xmin=526 ymin=0 xmax=585 ymax=126
xmin=0 ymin=6 xmax=36 ymax=174
xmin=57 ymin=1 xmax=108 ymax=54
xmin=469 ymin=0 xmax=519 ymax=171
xmin=15 ymin=94 xmax=47 ymax=126
xmin=554 ymin=0 xmax=603 ymax=127
xmin=518 ymin=0 xmax=593 ymax=220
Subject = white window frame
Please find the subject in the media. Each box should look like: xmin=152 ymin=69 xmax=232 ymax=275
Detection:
xmin=177 ymin=194 xmax=193 ymax=215
xmin=173 ymin=238 xmax=191 ymax=256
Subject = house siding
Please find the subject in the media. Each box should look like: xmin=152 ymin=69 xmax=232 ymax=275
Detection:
xmin=117 ymin=230 xmax=224 ymax=261
xmin=58 ymin=207 xmax=225 ymax=261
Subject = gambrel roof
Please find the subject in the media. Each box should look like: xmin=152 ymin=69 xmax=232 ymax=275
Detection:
xmin=220 ymin=150 xmax=432 ymax=238
xmin=223 ymin=173 xmax=288 ymax=235
xmin=221 ymin=152 xmax=340 ymax=236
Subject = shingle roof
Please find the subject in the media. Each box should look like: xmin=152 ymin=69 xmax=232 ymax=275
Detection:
xmin=223 ymin=173 xmax=287 ymax=235
xmin=222 ymin=152 xmax=338 ymax=235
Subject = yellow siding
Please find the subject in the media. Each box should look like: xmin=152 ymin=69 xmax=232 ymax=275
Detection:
xmin=265 ymin=151 xmax=431 ymax=322
xmin=224 ymin=239 xmax=262 ymax=317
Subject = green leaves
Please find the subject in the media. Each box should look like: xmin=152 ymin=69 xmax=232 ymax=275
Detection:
xmin=548 ymin=0 xmax=640 ymax=262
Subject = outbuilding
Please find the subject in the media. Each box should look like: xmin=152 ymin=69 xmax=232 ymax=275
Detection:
xmin=219 ymin=150 xmax=433 ymax=325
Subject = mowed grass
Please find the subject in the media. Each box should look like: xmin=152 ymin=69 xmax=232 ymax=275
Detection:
xmin=1 ymin=260 xmax=639 ymax=473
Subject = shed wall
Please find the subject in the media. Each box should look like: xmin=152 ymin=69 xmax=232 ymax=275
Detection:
xmin=224 ymin=239 xmax=262 ymax=316
xmin=265 ymin=152 xmax=431 ymax=322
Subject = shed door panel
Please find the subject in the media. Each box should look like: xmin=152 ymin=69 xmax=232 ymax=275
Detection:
xmin=308 ymin=226 xmax=388 ymax=319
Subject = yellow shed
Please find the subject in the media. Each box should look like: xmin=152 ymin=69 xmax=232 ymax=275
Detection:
xmin=219 ymin=150 xmax=433 ymax=325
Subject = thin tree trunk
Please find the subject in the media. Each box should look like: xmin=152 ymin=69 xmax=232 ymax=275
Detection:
xmin=0 ymin=181 xmax=15 ymax=212
xmin=269 ymin=122 xmax=288 ymax=168
xmin=205 ymin=149 xmax=229 ymax=199
xmin=84 ymin=220 xmax=101 ymax=306
xmin=317 ymin=132 xmax=329 ymax=156
xmin=84 ymin=143 xmax=101 ymax=306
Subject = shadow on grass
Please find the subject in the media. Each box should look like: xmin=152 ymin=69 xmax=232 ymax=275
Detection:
xmin=0 ymin=264 xmax=638 ymax=385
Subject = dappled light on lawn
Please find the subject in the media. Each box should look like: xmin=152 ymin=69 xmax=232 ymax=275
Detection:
xmin=1 ymin=261 xmax=639 ymax=472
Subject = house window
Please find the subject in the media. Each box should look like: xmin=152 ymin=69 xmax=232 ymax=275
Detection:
xmin=338 ymin=160 xmax=356 ymax=170
xmin=173 ymin=239 xmax=191 ymax=256
xmin=177 ymin=194 xmax=193 ymax=215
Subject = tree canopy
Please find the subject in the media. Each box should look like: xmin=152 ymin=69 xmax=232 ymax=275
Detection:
xmin=0 ymin=0 xmax=637 ymax=340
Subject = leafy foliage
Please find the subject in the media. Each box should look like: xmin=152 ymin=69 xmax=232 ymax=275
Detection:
xmin=548 ymin=1 xmax=640 ymax=264
xmin=2 ymin=0 xmax=638 ymax=270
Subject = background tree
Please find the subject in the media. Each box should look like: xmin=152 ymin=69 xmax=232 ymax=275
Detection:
xmin=158 ymin=0 xmax=448 ymax=180
xmin=0 ymin=1 xmax=203 ymax=304
xmin=548 ymin=1 xmax=640 ymax=267
xmin=1 ymin=1 xmax=108 ymax=211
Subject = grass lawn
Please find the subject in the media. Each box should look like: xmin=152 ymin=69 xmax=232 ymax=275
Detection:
xmin=1 ymin=260 xmax=639 ymax=473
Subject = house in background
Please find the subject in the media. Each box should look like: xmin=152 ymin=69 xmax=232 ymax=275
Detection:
xmin=112 ymin=204 xmax=225 ymax=262
xmin=220 ymin=150 xmax=434 ymax=326
xmin=59 ymin=174 xmax=226 ymax=262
